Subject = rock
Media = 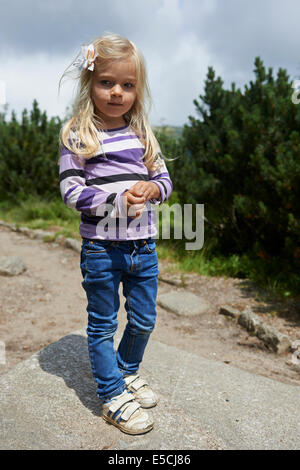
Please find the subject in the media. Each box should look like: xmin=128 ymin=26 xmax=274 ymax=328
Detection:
xmin=64 ymin=238 xmax=81 ymax=253
xmin=291 ymin=341 xmax=300 ymax=365
xmin=291 ymin=340 xmax=300 ymax=353
xmin=1 ymin=329 xmax=300 ymax=449
xmin=0 ymin=256 xmax=27 ymax=276
xmin=17 ymin=227 xmax=33 ymax=237
xmin=157 ymin=291 xmax=209 ymax=316
xmin=0 ymin=221 xmax=17 ymax=231
xmin=256 ymin=324 xmax=291 ymax=355
xmin=236 ymin=308 xmax=292 ymax=355
xmin=32 ymin=230 xmax=54 ymax=241
xmin=158 ymin=275 xmax=184 ymax=287
xmin=219 ymin=306 xmax=240 ymax=319
xmin=17 ymin=227 xmax=54 ymax=241
xmin=238 ymin=308 xmax=261 ymax=334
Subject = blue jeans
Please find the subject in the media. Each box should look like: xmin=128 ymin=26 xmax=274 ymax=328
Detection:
xmin=80 ymin=237 xmax=159 ymax=402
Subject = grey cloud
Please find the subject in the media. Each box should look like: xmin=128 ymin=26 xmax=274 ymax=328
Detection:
xmin=180 ymin=0 xmax=300 ymax=81
xmin=2 ymin=0 xmax=300 ymax=125
xmin=3 ymin=0 xmax=300 ymax=79
xmin=0 ymin=0 xmax=157 ymax=55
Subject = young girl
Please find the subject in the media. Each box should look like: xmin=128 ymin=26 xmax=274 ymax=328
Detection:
xmin=59 ymin=33 xmax=173 ymax=435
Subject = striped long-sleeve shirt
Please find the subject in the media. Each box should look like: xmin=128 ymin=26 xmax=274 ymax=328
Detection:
xmin=59 ymin=124 xmax=173 ymax=240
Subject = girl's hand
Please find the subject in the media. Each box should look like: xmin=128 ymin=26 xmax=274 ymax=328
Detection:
xmin=122 ymin=190 xmax=146 ymax=219
xmin=129 ymin=181 xmax=161 ymax=201
xmin=123 ymin=182 xmax=160 ymax=219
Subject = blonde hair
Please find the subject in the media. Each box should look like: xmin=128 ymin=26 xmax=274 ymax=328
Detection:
xmin=59 ymin=33 xmax=162 ymax=170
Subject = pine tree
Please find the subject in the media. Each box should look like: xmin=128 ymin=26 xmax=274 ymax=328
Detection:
xmin=0 ymin=100 xmax=62 ymax=200
xmin=180 ymin=57 xmax=300 ymax=266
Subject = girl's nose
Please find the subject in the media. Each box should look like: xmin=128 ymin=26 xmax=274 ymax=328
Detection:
xmin=111 ymin=84 xmax=122 ymax=96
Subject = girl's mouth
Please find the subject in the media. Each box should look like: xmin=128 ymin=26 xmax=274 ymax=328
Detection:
xmin=108 ymin=103 xmax=123 ymax=106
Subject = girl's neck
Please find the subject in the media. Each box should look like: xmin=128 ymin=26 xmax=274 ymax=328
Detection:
xmin=96 ymin=113 xmax=127 ymax=131
xmin=99 ymin=123 xmax=129 ymax=132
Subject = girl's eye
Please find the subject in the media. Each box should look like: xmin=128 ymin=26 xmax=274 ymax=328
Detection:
xmin=98 ymin=80 xmax=135 ymax=88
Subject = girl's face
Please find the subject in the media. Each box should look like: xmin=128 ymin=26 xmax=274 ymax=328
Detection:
xmin=91 ymin=57 xmax=137 ymax=129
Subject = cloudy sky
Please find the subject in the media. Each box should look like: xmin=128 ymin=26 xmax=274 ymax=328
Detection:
xmin=1 ymin=0 xmax=300 ymax=126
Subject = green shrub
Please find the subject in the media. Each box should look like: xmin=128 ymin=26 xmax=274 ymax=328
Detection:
xmin=178 ymin=57 xmax=300 ymax=271
xmin=0 ymin=100 xmax=62 ymax=201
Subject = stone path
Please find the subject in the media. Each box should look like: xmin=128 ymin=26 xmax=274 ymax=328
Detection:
xmin=0 ymin=328 xmax=299 ymax=450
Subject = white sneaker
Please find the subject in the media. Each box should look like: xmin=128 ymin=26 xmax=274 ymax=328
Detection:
xmin=124 ymin=374 xmax=158 ymax=408
xmin=102 ymin=390 xmax=154 ymax=435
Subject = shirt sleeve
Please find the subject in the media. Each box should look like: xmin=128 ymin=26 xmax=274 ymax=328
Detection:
xmin=59 ymin=145 xmax=127 ymax=218
xmin=148 ymin=151 xmax=173 ymax=205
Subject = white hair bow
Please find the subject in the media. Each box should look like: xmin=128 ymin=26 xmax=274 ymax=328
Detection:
xmin=73 ymin=43 xmax=98 ymax=71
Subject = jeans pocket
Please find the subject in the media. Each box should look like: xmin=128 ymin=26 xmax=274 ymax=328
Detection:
xmin=144 ymin=239 xmax=156 ymax=254
xmin=86 ymin=248 xmax=109 ymax=254
xmin=85 ymin=240 xmax=113 ymax=254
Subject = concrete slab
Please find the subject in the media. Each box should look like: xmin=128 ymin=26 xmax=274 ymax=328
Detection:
xmin=157 ymin=291 xmax=209 ymax=316
xmin=0 ymin=329 xmax=299 ymax=450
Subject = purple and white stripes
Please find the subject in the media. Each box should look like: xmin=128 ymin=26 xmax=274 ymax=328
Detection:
xmin=59 ymin=125 xmax=173 ymax=240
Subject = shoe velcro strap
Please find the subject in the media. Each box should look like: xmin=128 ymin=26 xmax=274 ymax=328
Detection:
xmin=108 ymin=392 xmax=135 ymax=414
xmin=120 ymin=401 xmax=141 ymax=421
xmin=129 ymin=377 xmax=148 ymax=391
xmin=124 ymin=374 xmax=140 ymax=386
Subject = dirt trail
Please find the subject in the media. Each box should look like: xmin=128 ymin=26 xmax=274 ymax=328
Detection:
xmin=0 ymin=225 xmax=299 ymax=386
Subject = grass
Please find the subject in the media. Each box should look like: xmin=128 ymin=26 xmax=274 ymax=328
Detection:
xmin=0 ymin=196 xmax=81 ymax=240
xmin=156 ymin=239 xmax=299 ymax=300
xmin=0 ymin=196 xmax=298 ymax=301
